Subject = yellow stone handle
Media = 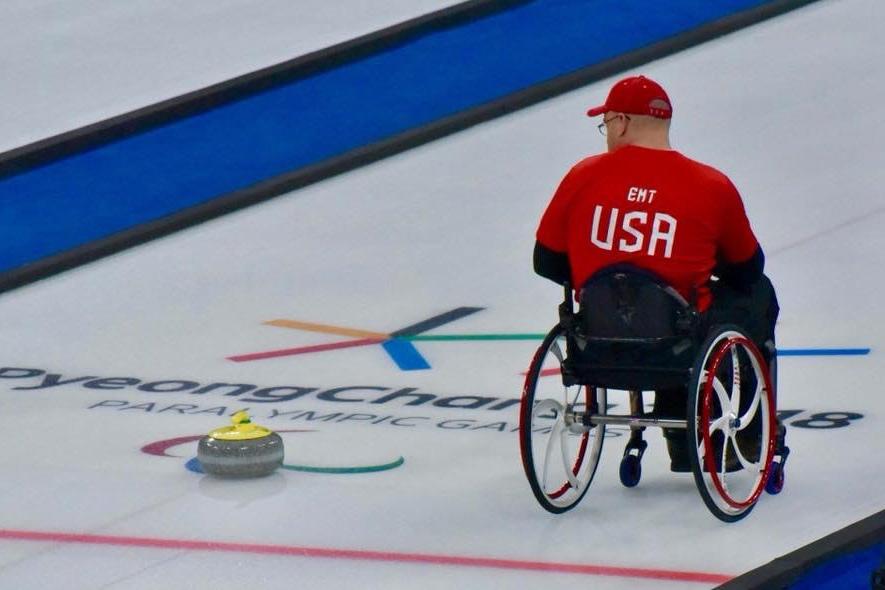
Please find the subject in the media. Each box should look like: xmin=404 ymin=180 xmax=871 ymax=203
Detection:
xmin=208 ymin=411 xmax=273 ymax=441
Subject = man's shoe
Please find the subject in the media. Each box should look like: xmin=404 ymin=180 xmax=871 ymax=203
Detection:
xmin=666 ymin=435 xmax=691 ymax=473
xmin=667 ymin=434 xmax=743 ymax=473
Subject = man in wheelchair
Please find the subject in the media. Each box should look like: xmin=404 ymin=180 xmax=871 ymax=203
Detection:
xmin=533 ymin=75 xmax=784 ymax=474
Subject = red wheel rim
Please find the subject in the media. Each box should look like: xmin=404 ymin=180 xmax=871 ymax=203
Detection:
xmin=518 ymin=343 xmax=547 ymax=473
xmin=700 ymin=336 xmax=776 ymax=510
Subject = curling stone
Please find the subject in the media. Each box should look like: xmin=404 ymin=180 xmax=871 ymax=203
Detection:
xmin=197 ymin=411 xmax=283 ymax=478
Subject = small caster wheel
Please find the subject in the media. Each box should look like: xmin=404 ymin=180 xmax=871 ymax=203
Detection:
xmin=619 ymin=454 xmax=642 ymax=488
xmin=765 ymin=461 xmax=785 ymax=495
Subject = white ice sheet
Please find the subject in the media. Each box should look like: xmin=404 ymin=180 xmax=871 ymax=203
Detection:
xmin=0 ymin=0 xmax=883 ymax=588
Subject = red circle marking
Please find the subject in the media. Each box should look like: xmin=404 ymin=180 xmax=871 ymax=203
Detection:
xmin=140 ymin=429 xmax=312 ymax=457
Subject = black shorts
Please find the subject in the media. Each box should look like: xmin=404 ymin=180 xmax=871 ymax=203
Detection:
xmin=703 ymin=274 xmax=779 ymax=360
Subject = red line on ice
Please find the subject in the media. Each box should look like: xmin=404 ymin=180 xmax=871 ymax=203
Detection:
xmin=0 ymin=528 xmax=731 ymax=584
xmin=228 ymin=337 xmax=385 ymax=362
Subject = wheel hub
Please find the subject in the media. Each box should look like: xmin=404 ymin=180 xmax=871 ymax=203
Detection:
xmin=564 ymin=408 xmax=589 ymax=434
xmin=728 ymin=412 xmax=741 ymax=432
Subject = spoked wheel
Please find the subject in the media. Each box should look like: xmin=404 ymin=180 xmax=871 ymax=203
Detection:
xmin=519 ymin=324 xmax=606 ymax=513
xmin=688 ymin=326 xmax=777 ymax=522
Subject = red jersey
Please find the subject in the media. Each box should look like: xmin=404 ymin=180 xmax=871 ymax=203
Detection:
xmin=536 ymin=145 xmax=758 ymax=311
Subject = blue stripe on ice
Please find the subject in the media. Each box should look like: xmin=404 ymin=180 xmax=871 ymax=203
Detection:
xmin=0 ymin=0 xmax=776 ymax=274
xmin=777 ymin=348 xmax=870 ymax=357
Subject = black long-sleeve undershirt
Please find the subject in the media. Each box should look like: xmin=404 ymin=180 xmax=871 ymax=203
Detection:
xmin=715 ymin=245 xmax=765 ymax=290
xmin=533 ymin=241 xmax=570 ymax=285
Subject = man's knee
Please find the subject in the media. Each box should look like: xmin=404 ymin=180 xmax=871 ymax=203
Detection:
xmin=707 ymin=274 xmax=778 ymax=348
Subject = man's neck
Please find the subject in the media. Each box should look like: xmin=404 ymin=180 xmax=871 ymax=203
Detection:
xmin=627 ymin=138 xmax=672 ymax=150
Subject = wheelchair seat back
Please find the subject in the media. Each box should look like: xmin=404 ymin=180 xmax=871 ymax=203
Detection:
xmin=565 ymin=266 xmax=699 ymax=390
xmin=580 ymin=267 xmax=693 ymax=339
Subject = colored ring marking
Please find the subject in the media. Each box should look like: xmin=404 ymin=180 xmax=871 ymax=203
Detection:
xmin=185 ymin=456 xmax=404 ymax=475
xmin=141 ymin=429 xmax=310 ymax=457
xmin=143 ymin=432 xmax=403 ymax=476
xmin=281 ymin=456 xmax=405 ymax=474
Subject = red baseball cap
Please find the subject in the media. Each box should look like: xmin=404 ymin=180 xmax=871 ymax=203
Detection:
xmin=586 ymin=75 xmax=673 ymax=119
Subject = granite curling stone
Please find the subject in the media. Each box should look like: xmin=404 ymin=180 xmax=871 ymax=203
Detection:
xmin=197 ymin=411 xmax=284 ymax=478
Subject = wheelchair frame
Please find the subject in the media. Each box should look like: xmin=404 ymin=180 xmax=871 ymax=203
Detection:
xmin=519 ymin=279 xmax=788 ymax=522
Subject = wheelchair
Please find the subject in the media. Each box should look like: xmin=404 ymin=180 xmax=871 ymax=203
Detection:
xmin=519 ymin=266 xmax=789 ymax=522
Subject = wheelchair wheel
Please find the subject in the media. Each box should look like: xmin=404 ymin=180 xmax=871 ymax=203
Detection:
xmin=519 ymin=324 xmax=606 ymax=513
xmin=688 ymin=325 xmax=777 ymax=522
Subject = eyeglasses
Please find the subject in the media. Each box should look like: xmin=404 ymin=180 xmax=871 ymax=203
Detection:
xmin=597 ymin=114 xmax=631 ymax=136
